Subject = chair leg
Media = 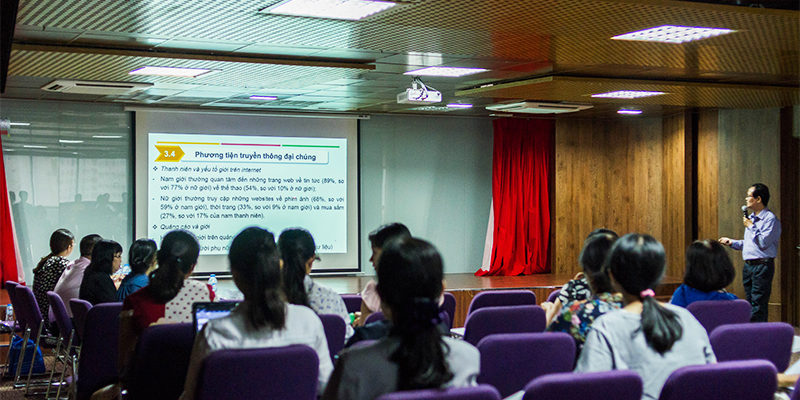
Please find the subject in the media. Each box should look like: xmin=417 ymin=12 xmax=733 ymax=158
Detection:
xmin=46 ymin=334 xmax=63 ymax=398
xmin=1 ymin=328 xmax=16 ymax=378
xmin=13 ymin=327 xmax=31 ymax=388
xmin=24 ymin=322 xmax=45 ymax=394
xmin=55 ymin=332 xmax=75 ymax=400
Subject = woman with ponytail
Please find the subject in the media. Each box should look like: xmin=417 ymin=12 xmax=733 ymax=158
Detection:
xmin=180 ymin=227 xmax=332 ymax=400
xmin=116 ymin=238 xmax=158 ymax=301
xmin=279 ymin=228 xmax=353 ymax=340
xmin=121 ymin=230 xmax=213 ymax=335
xmin=323 ymin=238 xmax=479 ymax=400
xmin=32 ymin=228 xmax=75 ymax=324
xmin=576 ymin=233 xmax=715 ymax=400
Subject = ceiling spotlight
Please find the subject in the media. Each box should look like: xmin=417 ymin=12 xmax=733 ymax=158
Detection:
xmin=612 ymin=25 xmax=734 ymax=44
xmin=129 ymin=66 xmax=214 ymax=78
xmin=262 ymin=0 xmax=396 ymax=20
xmin=405 ymin=67 xmax=488 ymax=77
xmin=591 ymin=91 xmax=665 ymax=99
xmin=617 ymin=109 xmax=643 ymax=115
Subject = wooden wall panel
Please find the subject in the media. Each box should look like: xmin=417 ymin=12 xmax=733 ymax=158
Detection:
xmin=779 ymin=106 xmax=799 ymax=324
xmin=697 ymin=109 xmax=719 ymax=241
xmin=717 ymin=108 xmax=781 ymax=320
xmin=662 ymin=113 xmax=692 ymax=278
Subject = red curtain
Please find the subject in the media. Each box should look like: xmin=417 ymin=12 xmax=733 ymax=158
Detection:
xmin=0 ymin=137 xmax=21 ymax=285
xmin=477 ymin=119 xmax=553 ymax=276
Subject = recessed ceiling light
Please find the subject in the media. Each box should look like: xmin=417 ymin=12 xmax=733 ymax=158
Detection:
xmin=617 ymin=109 xmax=643 ymax=115
xmin=262 ymin=0 xmax=396 ymax=20
xmin=59 ymin=139 xmax=85 ymax=143
xmin=9 ymin=122 xmax=30 ymax=126
xmin=612 ymin=25 xmax=734 ymax=44
xmin=250 ymin=95 xmax=278 ymax=101
xmin=129 ymin=66 xmax=214 ymax=78
xmin=405 ymin=67 xmax=488 ymax=77
xmin=591 ymin=91 xmax=666 ymax=99
xmin=446 ymin=103 xmax=473 ymax=109
xmin=92 ymin=135 xmax=124 ymax=139
xmin=23 ymin=145 xmax=47 ymax=149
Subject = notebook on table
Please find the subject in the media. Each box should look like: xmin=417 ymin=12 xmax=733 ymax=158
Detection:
xmin=192 ymin=301 xmax=240 ymax=334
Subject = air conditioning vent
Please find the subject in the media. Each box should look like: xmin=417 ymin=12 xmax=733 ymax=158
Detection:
xmin=41 ymin=80 xmax=153 ymax=95
xmin=485 ymin=101 xmax=593 ymax=114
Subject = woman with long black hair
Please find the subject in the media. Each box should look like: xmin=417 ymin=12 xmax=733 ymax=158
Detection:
xmin=279 ymin=228 xmax=353 ymax=340
xmin=575 ymin=233 xmax=715 ymax=400
xmin=32 ymin=228 xmax=75 ymax=323
xmin=116 ymin=238 xmax=158 ymax=301
xmin=180 ymin=227 xmax=332 ymax=400
xmin=79 ymin=239 xmax=123 ymax=305
xmin=323 ymin=237 xmax=479 ymax=400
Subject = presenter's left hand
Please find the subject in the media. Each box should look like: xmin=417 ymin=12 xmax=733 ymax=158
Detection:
xmin=743 ymin=217 xmax=753 ymax=228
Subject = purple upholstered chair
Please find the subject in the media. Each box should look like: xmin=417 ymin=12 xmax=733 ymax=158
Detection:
xmin=341 ymin=294 xmax=363 ymax=314
xmin=477 ymin=332 xmax=576 ymax=397
xmin=125 ymin=322 xmax=195 ymax=400
xmin=375 ymin=384 xmax=502 ymax=400
xmin=76 ymin=302 xmax=123 ymax=400
xmin=46 ymin=291 xmax=79 ymax=399
xmin=440 ymin=292 xmax=456 ymax=330
xmin=790 ymin=375 xmax=800 ymax=400
xmin=15 ymin=284 xmax=59 ymax=393
xmin=467 ymin=290 xmax=537 ymax=316
xmin=709 ymin=322 xmax=794 ymax=372
xmin=319 ymin=314 xmax=346 ymax=362
xmin=546 ymin=288 xmax=560 ymax=303
xmin=365 ymin=310 xmax=386 ymax=325
xmin=462 ymin=305 xmax=546 ymax=346
xmin=523 ymin=370 xmax=643 ymax=400
xmin=196 ymin=345 xmax=319 ymax=400
xmin=1 ymin=281 xmax=22 ymax=379
xmin=686 ymin=299 xmax=751 ymax=334
xmin=658 ymin=360 xmax=777 ymax=400
xmin=69 ymin=299 xmax=93 ymax=342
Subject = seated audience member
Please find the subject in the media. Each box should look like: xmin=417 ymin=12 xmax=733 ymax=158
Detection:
xmin=122 ymin=230 xmax=214 ymax=336
xmin=279 ymin=228 xmax=354 ymax=340
xmin=542 ymin=229 xmax=618 ymax=324
xmin=323 ymin=238 xmax=479 ymax=400
xmin=33 ymin=228 xmax=75 ymax=326
xmin=354 ymin=223 xmax=411 ymax=327
xmin=575 ymin=233 xmax=715 ymax=400
xmin=670 ymin=240 xmax=737 ymax=307
xmin=180 ymin=227 xmax=333 ymax=399
xmin=547 ymin=231 xmax=622 ymax=353
xmin=79 ymin=239 xmax=123 ymax=305
xmin=53 ymin=234 xmax=102 ymax=317
xmin=116 ymin=238 xmax=158 ymax=301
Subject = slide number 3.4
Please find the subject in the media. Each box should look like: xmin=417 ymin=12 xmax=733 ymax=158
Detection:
xmin=164 ymin=150 xmax=176 ymax=157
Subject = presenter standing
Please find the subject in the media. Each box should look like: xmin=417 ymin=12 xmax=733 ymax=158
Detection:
xmin=719 ymin=183 xmax=781 ymax=322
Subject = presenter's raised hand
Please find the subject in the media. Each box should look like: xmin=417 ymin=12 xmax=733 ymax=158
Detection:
xmin=743 ymin=217 xmax=753 ymax=228
xmin=718 ymin=237 xmax=734 ymax=246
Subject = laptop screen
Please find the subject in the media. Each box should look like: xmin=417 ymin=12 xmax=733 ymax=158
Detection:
xmin=192 ymin=301 xmax=239 ymax=333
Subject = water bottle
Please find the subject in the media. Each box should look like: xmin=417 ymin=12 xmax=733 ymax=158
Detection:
xmin=5 ymin=304 xmax=12 ymax=321
xmin=208 ymin=274 xmax=218 ymax=294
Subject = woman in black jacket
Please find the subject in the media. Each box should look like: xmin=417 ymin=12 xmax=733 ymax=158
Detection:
xmin=79 ymin=239 xmax=123 ymax=305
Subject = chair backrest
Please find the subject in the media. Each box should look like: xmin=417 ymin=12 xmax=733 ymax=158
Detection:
xmin=376 ymin=384 xmax=502 ymax=400
xmin=440 ymin=292 xmax=456 ymax=330
xmin=15 ymin=285 xmax=45 ymax=337
xmin=467 ymin=290 xmax=537 ymax=315
xmin=76 ymin=302 xmax=123 ymax=400
xmin=341 ymin=294 xmax=363 ymax=314
xmin=319 ymin=314 xmax=346 ymax=362
xmin=709 ymin=322 xmax=794 ymax=372
xmin=4 ymin=281 xmax=23 ymax=327
xmin=463 ymin=305 xmax=545 ymax=346
xmin=69 ymin=298 xmax=93 ymax=341
xmin=546 ymin=289 xmax=560 ymax=303
xmin=125 ymin=323 xmax=195 ymax=400
xmin=365 ymin=310 xmax=386 ymax=325
xmin=658 ymin=360 xmax=777 ymax=400
xmin=477 ymin=332 xmax=576 ymax=398
xmin=523 ymin=370 xmax=643 ymax=400
xmin=46 ymin=291 xmax=76 ymax=345
xmin=791 ymin=375 xmax=800 ymax=400
xmin=196 ymin=345 xmax=319 ymax=400
xmin=686 ymin=299 xmax=751 ymax=334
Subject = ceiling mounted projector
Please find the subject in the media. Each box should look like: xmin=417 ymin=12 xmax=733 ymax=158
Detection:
xmin=397 ymin=77 xmax=442 ymax=104
xmin=485 ymin=101 xmax=593 ymax=114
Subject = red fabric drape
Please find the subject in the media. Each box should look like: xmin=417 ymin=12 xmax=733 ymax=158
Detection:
xmin=476 ymin=119 xmax=553 ymax=276
xmin=0 ymin=137 xmax=21 ymax=284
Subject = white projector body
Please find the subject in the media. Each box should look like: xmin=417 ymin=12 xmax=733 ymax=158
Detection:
xmin=397 ymin=88 xmax=442 ymax=104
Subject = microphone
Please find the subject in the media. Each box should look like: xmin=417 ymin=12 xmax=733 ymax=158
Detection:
xmin=742 ymin=205 xmax=749 ymax=218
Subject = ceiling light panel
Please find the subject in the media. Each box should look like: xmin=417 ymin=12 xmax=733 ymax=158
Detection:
xmin=405 ymin=66 xmax=488 ymax=77
xmin=446 ymin=103 xmax=473 ymax=108
xmin=612 ymin=25 xmax=734 ymax=44
xmin=129 ymin=66 xmax=214 ymax=77
xmin=262 ymin=0 xmax=397 ymax=20
xmin=617 ymin=109 xmax=643 ymax=115
xmin=591 ymin=90 xmax=666 ymax=99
